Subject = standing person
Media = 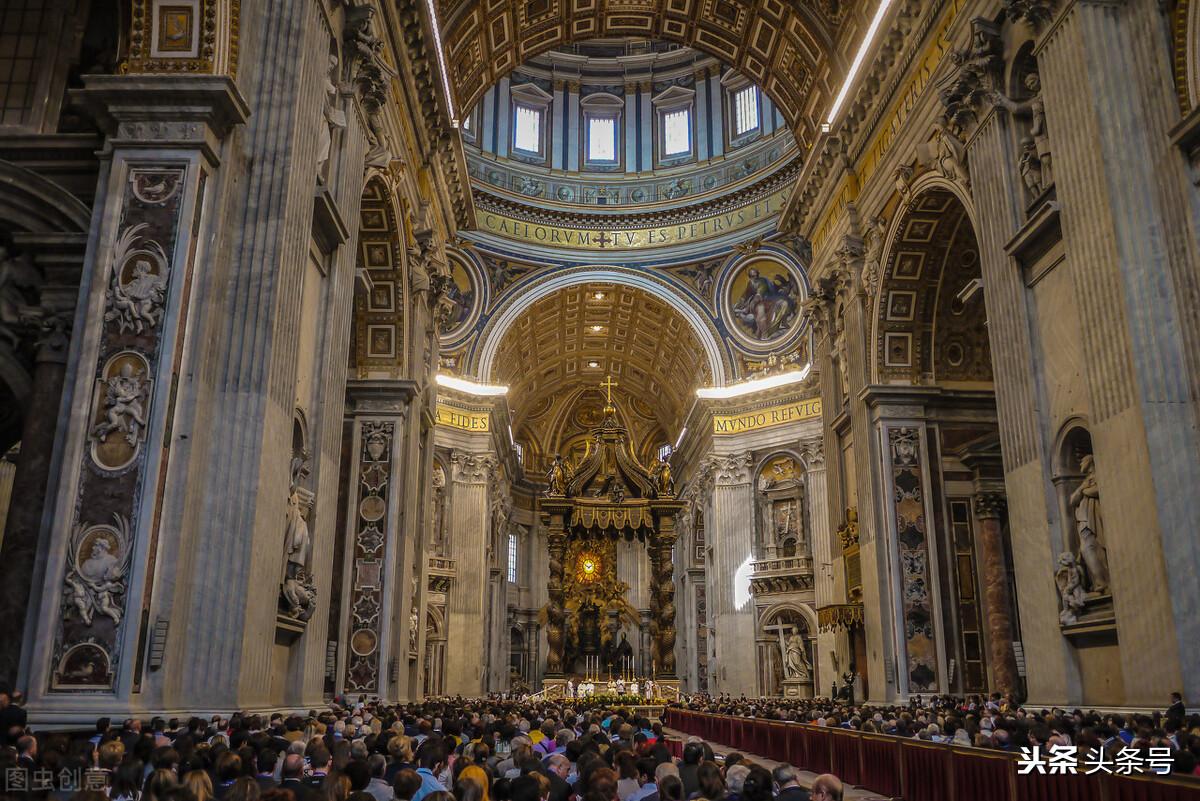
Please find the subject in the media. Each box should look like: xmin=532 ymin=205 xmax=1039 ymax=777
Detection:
xmin=1168 ymin=693 xmax=1187 ymax=722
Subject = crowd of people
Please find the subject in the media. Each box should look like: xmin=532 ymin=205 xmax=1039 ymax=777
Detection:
xmin=1 ymin=686 xmax=1196 ymax=801
xmin=673 ymin=691 xmax=1200 ymax=775
xmin=0 ymin=691 xmax=842 ymax=801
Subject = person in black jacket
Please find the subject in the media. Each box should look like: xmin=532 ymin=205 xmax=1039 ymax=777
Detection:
xmin=771 ymin=765 xmax=809 ymax=801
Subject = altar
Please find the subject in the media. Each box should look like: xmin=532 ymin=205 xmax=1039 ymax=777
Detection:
xmin=540 ymin=377 xmax=683 ymax=689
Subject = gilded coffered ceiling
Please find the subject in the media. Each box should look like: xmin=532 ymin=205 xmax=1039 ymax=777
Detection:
xmin=437 ymin=0 xmax=865 ymax=150
xmin=492 ymin=282 xmax=710 ymax=468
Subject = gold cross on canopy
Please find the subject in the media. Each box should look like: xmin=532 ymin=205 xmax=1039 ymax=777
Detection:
xmin=600 ymin=375 xmax=618 ymax=404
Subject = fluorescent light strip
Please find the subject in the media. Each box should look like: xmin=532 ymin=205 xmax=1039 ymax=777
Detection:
xmin=424 ymin=0 xmax=458 ymax=126
xmin=674 ymin=427 xmax=688 ymax=449
xmin=695 ymin=364 xmax=812 ymax=399
xmin=825 ymin=0 xmax=894 ymax=126
xmin=436 ymin=373 xmax=508 ymax=396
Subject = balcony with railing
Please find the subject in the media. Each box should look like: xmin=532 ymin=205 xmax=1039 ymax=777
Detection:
xmin=749 ymin=554 xmax=813 ymax=595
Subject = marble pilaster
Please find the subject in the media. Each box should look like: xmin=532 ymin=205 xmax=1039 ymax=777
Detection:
xmin=707 ymin=451 xmax=757 ymax=695
xmin=21 ymin=74 xmax=248 ymax=718
xmin=443 ymin=451 xmax=496 ymax=695
xmin=1034 ymin=0 xmax=1199 ymax=705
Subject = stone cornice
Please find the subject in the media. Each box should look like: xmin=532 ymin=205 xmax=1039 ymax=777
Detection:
xmin=781 ymin=0 xmax=960 ymax=235
xmin=472 ymin=160 xmax=800 ymax=231
xmin=71 ymin=74 xmax=250 ymax=165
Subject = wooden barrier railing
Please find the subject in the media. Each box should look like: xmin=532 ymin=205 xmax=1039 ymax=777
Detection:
xmin=663 ymin=709 xmax=1200 ymax=801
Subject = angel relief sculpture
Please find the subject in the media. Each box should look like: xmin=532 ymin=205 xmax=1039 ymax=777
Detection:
xmin=65 ymin=516 xmax=133 ymax=627
xmin=92 ymin=363 xmax=149 ymax=447
xmin=1054 ymin=551 xmax=1086 ymax=625
xmin=104 ymin=224 xmax=170 ymax=335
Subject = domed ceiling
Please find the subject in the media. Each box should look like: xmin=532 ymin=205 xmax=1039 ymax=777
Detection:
xmin=460 ymin=38 xmax=804 ymax=260
xmin=492 ymin=281 xmax=711 ymax=472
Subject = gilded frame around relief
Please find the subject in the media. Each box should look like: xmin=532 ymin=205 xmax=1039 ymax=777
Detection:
xmin=122 ymin=0 xmax=240 ymax=77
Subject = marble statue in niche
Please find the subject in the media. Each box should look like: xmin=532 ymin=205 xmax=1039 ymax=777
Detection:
xmin=281 ymin=488 xmax=316 ymax=620
xmin=993 ymin=70 xmax=1052 ymax=195
xmin=316 ymin=52 xmax=347 ymax=181
xmin=281 ymin=423 xmax=317 ymax=621
xmin=784 ymin=632 xmax=811 ymax=681
xmin=1069 ymin=454 xmax=1109 ymax=594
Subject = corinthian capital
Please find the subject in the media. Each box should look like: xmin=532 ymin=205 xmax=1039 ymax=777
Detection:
xmin=705 ymin=452 xmax=755 ymax=486
xmin=451 ymin=451 xmax=498 ymax=484
xmin=799 ymin=437 xmax=825 ymax=469
xmin=973 ymin=492 xmax=1007 ymax=520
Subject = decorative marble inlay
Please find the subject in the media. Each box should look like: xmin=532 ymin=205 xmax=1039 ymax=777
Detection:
xmin=50 ymin=165 xmax=192 ymax=693
xmin=887 ymin=426 xmax=939 ymax=692
xmin=345 ymin=420 xmax=394 ymax=692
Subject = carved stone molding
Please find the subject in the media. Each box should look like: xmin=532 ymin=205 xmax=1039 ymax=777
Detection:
xmin=817 ymin=603 xmax=864 ymax=632
xmin=973 ymin=492 xmax=1007 ymax=520
xmin=451 ymin=452 xmax=498 ymax=484
xmin=799 ymin=437 xmax=825 ymax=469
xmin=937 ymin=17 xmax=1003 ymax=137
xmin=1003 ymin=0 xmax=1055 ymax=29
xmin=860 ymin=215 xmax=889 ymax=300
xmin=705 ymin=452 xmax=754 ymax=486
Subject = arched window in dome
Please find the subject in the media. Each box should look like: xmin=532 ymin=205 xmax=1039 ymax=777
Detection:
xmin=581 ymin=92 xmax=623 ymax=170
xmin=722 ymin=72 xmax=762 ymax=147
xmin=510 ymin=83 xmax=552 ymax=162
xmin=653 ymin=85 xmax=696 ymax=166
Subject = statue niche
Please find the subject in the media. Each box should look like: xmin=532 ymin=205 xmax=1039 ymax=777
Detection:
xmin=280 ymin=414 xmax=317 ymax=628
xmin=1053 ymin=426 xmax=1113 ymax=630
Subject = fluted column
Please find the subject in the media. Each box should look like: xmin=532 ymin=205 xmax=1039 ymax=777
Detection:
xmin=444 ymin=452 xmax=495 ymax=695
xmin=1034 ymin=0 xmax=1199 ymax=705
xmin=707 ymin=452 xmax=756 ymax=695
xmin=974 ymin=493 xmax=1019 ymax=696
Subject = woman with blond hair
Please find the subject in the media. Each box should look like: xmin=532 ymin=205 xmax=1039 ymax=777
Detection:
xmin=183 ymin=769 xmax=215 ymax=801
xmin=455 ymin=764 xmax=491 ymax=801
xmin=322 ymin=772 xmax=352 ymax=801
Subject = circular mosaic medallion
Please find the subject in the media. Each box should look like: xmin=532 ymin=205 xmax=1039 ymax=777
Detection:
xmin=351 ymin=628 xmax=378 ymax=656
xmin=359 ymin=495 xmax=386 ymax=522
xmin=719 ymin=255 xmax=807 ymax=352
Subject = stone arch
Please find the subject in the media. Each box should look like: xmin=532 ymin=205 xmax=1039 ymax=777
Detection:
xmin=440 ymin=2 xmax=852 ymax=148
xmin=352 ymin=176 xmax=409 ymax=376
xmin=870 ymin=187 xmax=991 ymax=387
xmin=473 ymin=266 xmax=731 ymax=385
xmin=759 ymin=599 xmax=818 ymax=635
xmin=1186 ymin=0 xmax=1200 ymax=110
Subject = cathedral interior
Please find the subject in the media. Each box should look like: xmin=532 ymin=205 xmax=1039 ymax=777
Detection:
xmin=1 ymin=0 xmax=1199 ymax=730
